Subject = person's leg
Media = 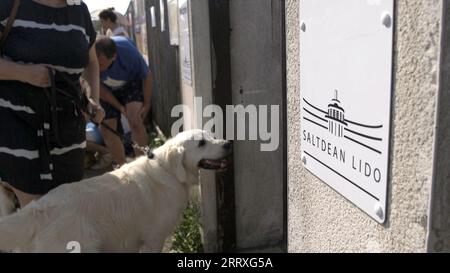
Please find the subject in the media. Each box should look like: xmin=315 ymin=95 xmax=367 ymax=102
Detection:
xmin=125 ymin=102 xmax=149 ymax=154
xmin=97 ymin=93 xmax=127 ymax=167
xmin=99 ymin=118 xmax=127 ymax=166
xmin=100 ymin=118 xmax=126 ymax=166
xmin=9 ymin=186 xmax=41 ymax=208
xmin=0 ymin=183 xmax=17 ymax=216
xmin=86 ymin=141 xmax=110 ymax=155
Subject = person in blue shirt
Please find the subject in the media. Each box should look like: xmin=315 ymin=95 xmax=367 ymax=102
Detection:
xmin=95 ymin=36 xmax=153 ymax=167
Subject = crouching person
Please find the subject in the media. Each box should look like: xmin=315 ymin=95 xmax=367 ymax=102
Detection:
xmin=95 ymin=36 xmax=153 ymax=168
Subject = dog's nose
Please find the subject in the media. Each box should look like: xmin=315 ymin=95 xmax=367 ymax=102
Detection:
xmin=147 ymin=150 xmax=155 ymax=159
xmin=223 ymin=141 xmax=233 ymax=151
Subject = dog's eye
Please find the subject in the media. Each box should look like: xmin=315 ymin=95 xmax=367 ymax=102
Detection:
xmin=198 ymin=140 xmax=206 ymax=147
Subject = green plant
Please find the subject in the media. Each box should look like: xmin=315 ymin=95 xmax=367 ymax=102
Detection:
xmin=148 ymin=132 xmax=165 ymax=149
xmin=170 ymin=202 xmax=204 ymax=253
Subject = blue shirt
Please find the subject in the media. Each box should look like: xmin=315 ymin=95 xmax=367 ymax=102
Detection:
xmin=101 ymin=37 xmax=149 ymax=90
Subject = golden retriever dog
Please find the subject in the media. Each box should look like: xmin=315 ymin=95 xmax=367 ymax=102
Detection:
xmin=0 ymin=130 xmax=231 ymax=253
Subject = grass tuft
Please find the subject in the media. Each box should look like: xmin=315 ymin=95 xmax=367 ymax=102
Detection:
xmin=170 ymin=202 xmax=204 ymax=253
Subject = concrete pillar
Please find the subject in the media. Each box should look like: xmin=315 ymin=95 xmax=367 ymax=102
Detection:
xmin=176 ymin=0 xmax=219 ymax=252
xmin=287 ymin=0 xmax=450 ymax=252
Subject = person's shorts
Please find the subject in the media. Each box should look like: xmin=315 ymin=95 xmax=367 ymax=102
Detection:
xmin=101 ymin=81 xmax=144 ymax=120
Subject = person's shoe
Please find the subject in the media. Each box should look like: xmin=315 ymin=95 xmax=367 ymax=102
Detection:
xmin=90 ymin=153 xmax=114 ymax=170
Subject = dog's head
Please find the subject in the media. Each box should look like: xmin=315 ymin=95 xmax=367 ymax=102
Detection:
xmin=154 ymin=130 xmax=232 ymax=184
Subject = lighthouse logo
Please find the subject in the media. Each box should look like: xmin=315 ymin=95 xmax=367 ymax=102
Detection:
xmin=325 ymin=90 xmax=348 ymax=138
xmin=303 ymin=90 xmax=383 ymax=155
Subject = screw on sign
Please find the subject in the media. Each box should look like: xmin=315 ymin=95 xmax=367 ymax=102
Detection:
xmin=66 ymin=241 xmax=81 ymax=253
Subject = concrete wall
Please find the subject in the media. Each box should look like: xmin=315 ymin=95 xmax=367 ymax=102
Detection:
xmin=427 ymin=0 xmax=450 ymax=253
xmin=182 ymin=0 xmax=219 ymax=253
xmin=230 ymin=0 xmax=285 ymax=252
xmin=287 ymin=0 xmax=450 ymax=252
xmin=179 ymin=0 xmax=286 ymax=252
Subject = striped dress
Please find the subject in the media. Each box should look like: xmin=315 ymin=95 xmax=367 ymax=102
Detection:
xmin=0 ymin=0 xmax=96 ymax=194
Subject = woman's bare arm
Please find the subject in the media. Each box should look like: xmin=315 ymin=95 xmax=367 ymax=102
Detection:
xmin=0 ymin=28 xmax=49 ymax=86
xmin=81 ymin=46 xmax=105 ymax=123
xmin=82 ymin=46 xmax=100 ymax=103
xmin=0 ymin=57 xmax=50 ymax=87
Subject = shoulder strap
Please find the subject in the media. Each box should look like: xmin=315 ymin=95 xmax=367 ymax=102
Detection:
xmin=0 ymin=0 xmax=21 ymax=51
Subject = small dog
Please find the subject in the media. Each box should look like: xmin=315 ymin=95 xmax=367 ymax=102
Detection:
xmin=0 ymin=130 xmax=231 ymax=253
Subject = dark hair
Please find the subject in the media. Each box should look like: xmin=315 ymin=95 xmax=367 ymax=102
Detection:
xmin=95 ymin=36 xmax=117 ymax=59
xmin=99 ymin=8 xmax=117 ymax=23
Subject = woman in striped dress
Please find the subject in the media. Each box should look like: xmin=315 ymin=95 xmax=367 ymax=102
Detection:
xmin=0 ymin=0 xmax=105 ymax=207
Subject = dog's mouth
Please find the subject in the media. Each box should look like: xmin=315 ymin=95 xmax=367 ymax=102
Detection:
xmin=198 ymin=158 xmax=229 ymax=171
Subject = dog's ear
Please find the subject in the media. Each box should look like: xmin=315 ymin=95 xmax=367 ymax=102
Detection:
xmin=165 ymin=145 xmax=187 ymax=183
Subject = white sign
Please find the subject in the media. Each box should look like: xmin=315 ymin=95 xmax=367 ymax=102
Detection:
xmin=299 ymin=0 xmax=394 ymax=224
xmin=168 ymin=0 xmax=179 ymax=45
xmin=160 ymin=0 xmax=166 ymax=32
xmin=150 ymin=6 xmax=156 ymax=28
xmin=179 ymin=0 xmax=192 ymax=86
